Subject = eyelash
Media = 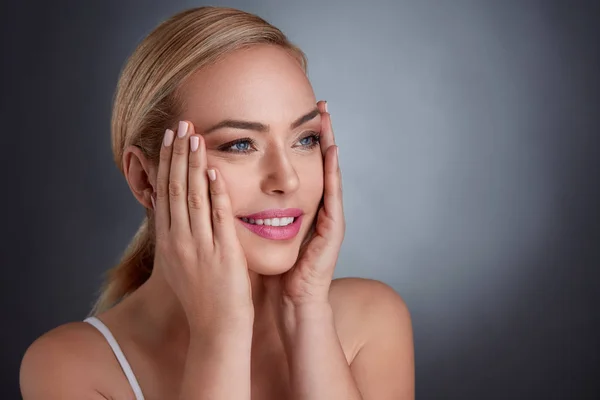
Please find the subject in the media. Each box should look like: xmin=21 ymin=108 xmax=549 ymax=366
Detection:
xmin=218 ymin=132 xmax=321 ymax=154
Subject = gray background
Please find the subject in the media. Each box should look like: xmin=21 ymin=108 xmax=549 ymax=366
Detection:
xmin=2 ymin=0 xmax=598 ymax=398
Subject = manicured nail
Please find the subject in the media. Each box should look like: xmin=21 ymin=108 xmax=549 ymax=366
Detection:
xmin=178 ymin=121 xmax=189 ymax=138
xmin=324 ymin=101 xmax=328 ymax=113
xmin=150 ymin=194 xmax=155 ymax=210
xmin=207 ymin=169 xmax=216 ymax=181
xmin=190 ymin=136 xmax=199 ymax=152
xmin=163 ymin=129 xmax=174 ymax=147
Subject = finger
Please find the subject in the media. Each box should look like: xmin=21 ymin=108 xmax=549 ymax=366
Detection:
xmin=316 ymin=100 xmax=336 ymax=158
xmin=169 ymin=120 xmax=192 ymax=233
xmin=206 ymin=168 xmax=238 ymax=249
xmin=323 ymin=145 xmax=344 ymax=224
xmin=317 ymin=100 xmax=326 ymax=113
xmin=155 ymin=128 xmax=175 ymax=234
xmin=188 ymin=133 xmax=214 ymax=246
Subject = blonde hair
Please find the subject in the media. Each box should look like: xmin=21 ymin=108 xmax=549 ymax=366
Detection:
xmin=89 ymin=6 xmax=307 ymax=315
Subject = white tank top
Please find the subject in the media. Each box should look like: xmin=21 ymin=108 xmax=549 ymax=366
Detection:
xmin=84 ymin=316 xmax=145 ymax=400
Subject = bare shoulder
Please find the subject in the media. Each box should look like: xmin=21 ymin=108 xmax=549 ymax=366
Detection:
xmin=329 ymin=277 xmax=411 ymax=333
xmin=330 ymin=277 xmax=410 ymax=313
xmin=20 ymin=320 xmax=131 ymax=399
xmin=329 ymin=277 xmax=414 ymax=399
xmin=328 ymin=278 xmax=407 ymax=351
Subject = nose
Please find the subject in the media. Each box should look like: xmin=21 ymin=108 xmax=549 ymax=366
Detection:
xmin=259 ymin=146 xmax=300 ymax=196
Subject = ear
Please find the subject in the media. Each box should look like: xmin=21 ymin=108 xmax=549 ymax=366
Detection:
xmin=122 ymin=145 xmax=157 ymax=210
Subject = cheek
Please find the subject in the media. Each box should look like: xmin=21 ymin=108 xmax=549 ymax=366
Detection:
xmin=212 ymin=163 xmax=255 ymax=211
xmin=299 ymin=161 xmax=324 ymax=204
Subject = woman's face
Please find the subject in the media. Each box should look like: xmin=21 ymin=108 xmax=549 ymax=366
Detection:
xmin=177 ymin=45 xmax=323 ymax=275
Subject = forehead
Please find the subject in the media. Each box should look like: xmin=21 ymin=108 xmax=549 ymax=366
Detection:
xmin=179 ymin=45 xmax=316 ymax=127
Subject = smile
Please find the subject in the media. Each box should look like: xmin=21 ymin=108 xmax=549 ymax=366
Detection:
xmin=237 ymin=208 xmax=304 ymax=240
xmin=240 ymin=216 xmax=296 ymax=226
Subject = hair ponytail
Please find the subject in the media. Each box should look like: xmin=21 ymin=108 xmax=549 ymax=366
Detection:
xmin=89 ymin=215 xmax=155 ymax=315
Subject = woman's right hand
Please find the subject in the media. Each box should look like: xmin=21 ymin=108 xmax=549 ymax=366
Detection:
xmin=152 ymin=120 xmax=253 ymax=335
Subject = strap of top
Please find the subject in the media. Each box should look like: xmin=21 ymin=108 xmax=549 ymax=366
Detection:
xmin=84 ymin=316 xmax=145 ymax=400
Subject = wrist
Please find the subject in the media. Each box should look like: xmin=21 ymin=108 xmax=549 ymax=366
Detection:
xmin=286 ymin=301 xmax=334 ymax=321
xmin=276 ymin=301 xmax=334 ymax=338
xmin=189 ymin=325 xmax=253 ymax=353
xmin=188 ymin=313 xmax=254 ymax=340
xmin=276 ymin=301 xmax=337 ymax=362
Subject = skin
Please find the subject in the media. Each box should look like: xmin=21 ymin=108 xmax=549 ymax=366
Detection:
xmin=19 ymin=45 xmax=415 ymax=399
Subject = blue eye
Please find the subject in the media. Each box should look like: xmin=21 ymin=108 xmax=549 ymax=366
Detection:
xmin=298 ymin=133 xmax=321 ymax=149
xmin=299 ymin=136 xmax=313 ymax=146
xmin=219 ymin=138 xmax=257 ymax=154
xmin=230 ymin=141 xmax=251 ymax=152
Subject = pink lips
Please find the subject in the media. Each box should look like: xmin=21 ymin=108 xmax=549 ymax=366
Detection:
xmin=238 ymin=208 xmax=304 ymax=240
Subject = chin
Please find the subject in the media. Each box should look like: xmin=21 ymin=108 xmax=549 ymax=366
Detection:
xmin=245 ymin=245 xmax=299 ymax=275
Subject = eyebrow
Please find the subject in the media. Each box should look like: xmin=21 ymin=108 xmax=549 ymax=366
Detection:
xmin=203 ymin=107 xmax=320 ymax=134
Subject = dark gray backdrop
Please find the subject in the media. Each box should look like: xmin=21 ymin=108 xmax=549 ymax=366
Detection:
xmin=2 ymin=0 xmax=598 ymax=398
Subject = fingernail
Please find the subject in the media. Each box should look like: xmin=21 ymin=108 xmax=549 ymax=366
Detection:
xmin=178 ymin=121 xmax=189 ymax=138
xmin=163 ymin=129 xmax=174 ymax=147
xmin=324 ymin=101 xmax=328 ymax=113
xmin=207 ymin=169 xmax=216 ymax=181
xmin=150 ymin=194 xmax=155 ymax=210
xmin=190 ymin=136 xmax=199 ymax=152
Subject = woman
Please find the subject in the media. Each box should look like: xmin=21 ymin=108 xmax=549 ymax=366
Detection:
xmin=20 ymin=6 xmax=414 ymax=399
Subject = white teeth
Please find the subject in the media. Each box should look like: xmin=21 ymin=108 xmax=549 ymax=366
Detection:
xmin=241 ymin=216 xmax=296 ymax=226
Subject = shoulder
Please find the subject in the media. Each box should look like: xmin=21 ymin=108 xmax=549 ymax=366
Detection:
xmin=20 ymin=320 xmax=130 ymax=399
xmin=329 ymin=277 xmax=411 ymax=327
xmin=329 ymin=277 xmax=414 ymax=399
xmin=330 ymin=277 xmax=409 ymax=308
xmin=328 ymin=277 xmax=412 ymax=353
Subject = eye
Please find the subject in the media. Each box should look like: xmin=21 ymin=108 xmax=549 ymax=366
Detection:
xmin=218 ymin=138 xmax=257 ymax=154
xmin=230 ymin=141 xmax=251 ymax=152
xmin=296 ymin=132 xmax=321 ymax=149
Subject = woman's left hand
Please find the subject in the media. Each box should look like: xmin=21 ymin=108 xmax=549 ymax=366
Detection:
xmin=263 ymin=100 xmax=345 ymax=309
